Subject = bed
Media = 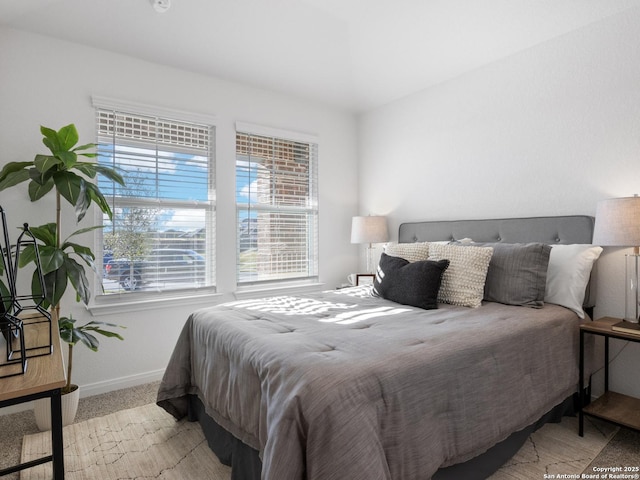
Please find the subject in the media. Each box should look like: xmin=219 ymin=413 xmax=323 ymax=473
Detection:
xmin=157 ymin=215 xmax=601 ymax=480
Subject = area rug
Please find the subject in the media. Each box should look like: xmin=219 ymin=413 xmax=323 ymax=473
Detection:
xmin=20 ymin=403 xmax=231 ymax=480
xmin=21 ymin=404 xmax=617 ymax=480
xmin=490 ymin=416 xmax=618 ymax=479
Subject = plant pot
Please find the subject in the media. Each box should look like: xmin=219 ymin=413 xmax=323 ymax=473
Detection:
xmin=34 ymin=384 xmax=80 ymax=431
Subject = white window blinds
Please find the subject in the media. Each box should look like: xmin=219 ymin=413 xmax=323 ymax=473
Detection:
xmin=96 ymin=107 xmax=216 ymax=294
xmin=236 ymin=126 xmax=318 ymax=284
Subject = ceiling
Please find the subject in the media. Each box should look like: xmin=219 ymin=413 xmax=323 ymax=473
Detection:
xmin=2 ymin=0 xmax=640 ymax=112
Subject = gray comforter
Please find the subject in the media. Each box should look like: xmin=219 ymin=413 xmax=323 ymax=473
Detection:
xmin=157 ymin=287 xmax=583 ymax=480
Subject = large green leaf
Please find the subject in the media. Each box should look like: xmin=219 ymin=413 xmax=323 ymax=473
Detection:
xmin=73 ymin=143 xmax=96 ymax=152
xmin=17 ymin=244 xmax=36 ymax=268
xmin=37 ymin=246 xmax=65 ymax=274
xmin=64 ymin=256 xmax=90 ymax=305
xmin=64 ymin=241 xmax=94 ymax=265
xmin=74 ymin=330 xmax=99 ymax=350
xmin=0 ymin=169 xmax=30 ymax=190
xmin=0 ymin=161 xmax=32 ymax=184
xmin=56 ymin=150 xmax=77 ymax=169
xmin=75 ymin=179 xmax=90 ymax=222
xmin=30 ymin=270 xmax=49 ymax=310
xmin=58 ymin=317 xmax=76 ymax=344
xmin=28 ymin=223 xmax=57 ymax=246
xmin=84 ymin=163 xmax=126 ymax=186
xmin=34 ymin=154 xmax=61 ymax=174
xmin=40 ymin=126 xmax=61 ymax=154
xmin=58 ymin=317 xmax=124 ymax=349
xmin=57 ymin=124 xmax=79 ymax=151
xmin=81 ymin=325 xmax=124 ymax=341
xmin=28 ymin=177 xmax=55 ymax=201
xmin=42 ymin=267 xmax=67 ymax=308
xmin=0 ymin=280 xmax=11 ymax=312
xmin=53 ymin=171 xmax=82 ymax=206
xmin=73 ymin=163 xmax=98 ymax=178
xmin=65 ymin=225 xmax=103 ymax=240
xmin=85 ymin=182 xmax=114 ymax=220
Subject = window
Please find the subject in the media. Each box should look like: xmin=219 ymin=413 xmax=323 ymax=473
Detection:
xmin=236 ymin=123 xmax=318 ymax=285
xmin=95 ymin=102 xmax=215 ymax=295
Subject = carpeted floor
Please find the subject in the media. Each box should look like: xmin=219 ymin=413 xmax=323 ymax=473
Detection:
xmin=1 ymin=381 xmax=639 ymax=479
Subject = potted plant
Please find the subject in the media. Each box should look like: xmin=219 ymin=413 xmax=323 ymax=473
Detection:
xmin=0 ymin=124 xmax=125 ymax=427
xmin=33 ymin=315 xmax=124 ymax=430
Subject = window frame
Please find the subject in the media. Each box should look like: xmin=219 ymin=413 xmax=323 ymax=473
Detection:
xmin=235 ymin=121 xmax=319 ymax=287
xmin=91 ymin=96 xmax=217 ymax=301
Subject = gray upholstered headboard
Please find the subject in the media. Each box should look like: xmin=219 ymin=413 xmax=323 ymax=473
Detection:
xmin=398 ymin=215 xmax=596 ymax=309
xmin=398 ymin=215 xmax=594 ymax=245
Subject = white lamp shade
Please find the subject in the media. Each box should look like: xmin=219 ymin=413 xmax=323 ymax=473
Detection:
xmin=351 ymin=216 xmax=389 ymax=244
xmin=593 ymin=196 xmax=640 ymax=246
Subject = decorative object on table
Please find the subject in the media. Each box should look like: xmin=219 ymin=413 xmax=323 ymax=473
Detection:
xmin=13 ymin=223 xmax=52 ymax=357
xmin=611 ymin=319 xmax=640 ymax=335
xmin=0 ymin=124 xmax=126 ymax=427
xmin=0 ymin=208 xmax=52 ymax=377
xmin=355 ymin=273 xmax=375 ymax=286
xmin=593 ymin=195 xmax=640 ymax=331
xmin=0 ymin=207 xmax=26 ymax=378
xmin=351 ymin=215 xmax=389 ymax=273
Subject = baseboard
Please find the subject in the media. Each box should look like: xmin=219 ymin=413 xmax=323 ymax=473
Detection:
xmin=80 ymin=369 xmax=165 ymax=398
xmin=0 ymin=369 xmax=165 ymax=416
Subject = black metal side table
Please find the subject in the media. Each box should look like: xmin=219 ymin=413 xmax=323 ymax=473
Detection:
xmin=579 ymin=317 xmax=640 ymax=436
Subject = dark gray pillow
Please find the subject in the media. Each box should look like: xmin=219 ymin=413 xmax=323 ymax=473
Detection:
xmin=470 ymin=242 xmax=551 ymax=307
xmin=373 ymin=253 xmax=449 ymax=310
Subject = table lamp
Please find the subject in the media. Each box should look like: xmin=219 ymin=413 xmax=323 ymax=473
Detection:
xmin=593 ymin=195 xmax=640 ymax=324
xmin=351 ymin=216 xmax=389 ymax=273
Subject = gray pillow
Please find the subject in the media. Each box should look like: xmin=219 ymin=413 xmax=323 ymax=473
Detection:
xmin=472 ymin=242 xmax=551 ymax=307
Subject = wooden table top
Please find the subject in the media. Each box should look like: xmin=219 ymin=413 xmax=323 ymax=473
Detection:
xmin=0 ymin=312 xmax=66 ymax=402
xmin=581 ymin=316 xmax=640 ymax=342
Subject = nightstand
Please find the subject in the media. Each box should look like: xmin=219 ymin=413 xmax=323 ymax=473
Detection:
xmin=579 ymin=317 xmax=640 ymax=436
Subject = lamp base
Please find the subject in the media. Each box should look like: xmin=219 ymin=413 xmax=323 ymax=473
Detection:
xmin=624 ymin=254 xmax=640 ymax=322
xmin=366 ymin=245 xmax=375 ymax=274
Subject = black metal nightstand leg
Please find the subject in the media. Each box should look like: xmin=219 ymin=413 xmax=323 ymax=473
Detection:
xmin=50 ymin=390 xmax=65 ymax=479
xmin=579 ymin=329 xmax=584 ymax=437
xmin=604 ymin=337 xmax=609 ymax=392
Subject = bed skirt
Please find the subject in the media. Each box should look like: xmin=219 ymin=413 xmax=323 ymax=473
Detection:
xmin=187 ymin=392 xmax=579 ymax=480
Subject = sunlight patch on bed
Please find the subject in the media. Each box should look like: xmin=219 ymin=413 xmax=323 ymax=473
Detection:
xmin=223 ymin=296 xmax=410 ymax=323
xmin=321 ymin=306 xmax=412 ymax=324
xmin=224 ymin=296 xmax=357 ymax=316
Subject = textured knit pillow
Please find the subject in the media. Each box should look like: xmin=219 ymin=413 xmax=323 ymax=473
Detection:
xmin=373 ymin=253 xmax=449 ymax=310
xmin=384 ymin=242 xmax=430 ymax=262
xmin=428 ymin=243 xmax=493 ymax=308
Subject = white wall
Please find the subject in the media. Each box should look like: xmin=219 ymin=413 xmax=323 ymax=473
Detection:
xmin=0 ymin=27 xmax=359 ymax=398
xmin=358 ymin=8 xmax=640 ymax=398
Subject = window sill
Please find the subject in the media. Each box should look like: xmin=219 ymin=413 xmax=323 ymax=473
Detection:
xmin=88 ymin=282 xmax=326 ymax=316
xmin=233 ymin=281 xmax=325 ymax=300
xmin=88 ymin=289 xmax=223 ymax=317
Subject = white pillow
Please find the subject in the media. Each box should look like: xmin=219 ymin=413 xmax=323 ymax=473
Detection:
xmin=544 ymin=244 xmax=603 ymax=319
xmin=384 ymin=242 xmax=430 ymax=262
xmin=428 ymin=243 xmax=494 ymax=308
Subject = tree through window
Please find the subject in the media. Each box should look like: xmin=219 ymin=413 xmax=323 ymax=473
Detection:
xmin=96 ymin=106 xmax=215 ymax=294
